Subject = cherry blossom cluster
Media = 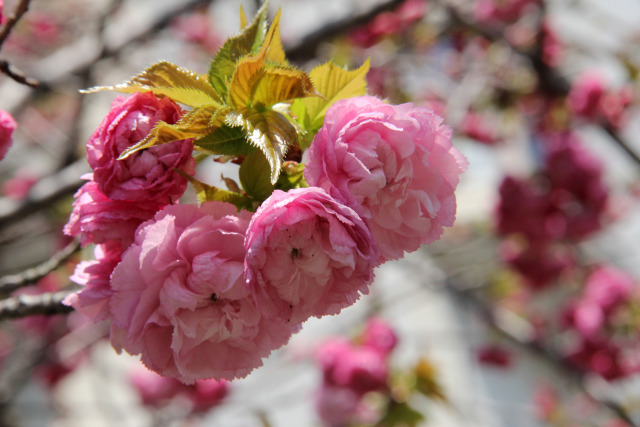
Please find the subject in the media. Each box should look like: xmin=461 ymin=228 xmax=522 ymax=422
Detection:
xmin=348 ymin=0 xmax=427 ymax=48
xmin=561 ymin=266 xmax=640 ymax=380
xmin=129 ymin=364 xmax=228 ymax=413
xmin=567 ymin=71 xmax=634 ymax=129
xmin=63 ymin=91 xmax=467 ymax=383
xmin=496 ymin=131 xmax=608 ymax=289
xmin=314 ymin=318 xmax=398 ymax=426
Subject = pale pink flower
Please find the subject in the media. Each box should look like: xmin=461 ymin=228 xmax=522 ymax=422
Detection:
xmin=109 ymin=202 xmax=297 ymax=383
xmin=129 ymin=365 xmax=187 ymax=407
xmin=305 ymin=96 xmax=468 ymax=262
xmin=64 ymin=241 xmax=123 ymax=322
xmin=315 ymin=385 xmax=362 ymax=427
xmin=0 ymin=109 xmax=17 ymax=161
xmin=244 ymin=187 xmax=377 ymax=324
xmin=64 ymin=175 xmax=161 ymax=248
xmin=87 ymin=92 xmax=195 ymax=204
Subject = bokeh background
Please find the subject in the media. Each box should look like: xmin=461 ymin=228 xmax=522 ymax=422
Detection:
xmin=1 ymin=0 xmax=640 ymax=425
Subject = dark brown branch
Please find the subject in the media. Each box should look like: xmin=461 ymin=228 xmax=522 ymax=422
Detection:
xmin=0 ymin=0 xmax=31 ymax=49
xmin=0 ymin=59 xmax=38 ymax=87
xmin=286 ymin=0 xmax=407 ymax=62
xmin=0 ymin=239 xmax=80 ymax=295
xmin=0 ymin=290 xmax=74 ymax=321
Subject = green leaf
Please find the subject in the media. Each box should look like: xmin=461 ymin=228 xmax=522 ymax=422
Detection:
xmin=194 ymin=125 xmax=256 ymax=156
xmin=299 ymin=59 xmax=370 ymax=130
xmin=239 ymin=149 xmax=276 ymax=202
xmin=276 ymin=161 xmax=307 ymax=192
xmin=207 ymin=1 xmax=270 ymax=98
xmin=226 ymin=108 xmax=298 ymax=184
xmin=377 ymin=401 xmax=425 ymax=427
xmin=118 ymin=105 xmax=224 ymax=159
xmin=82 ymin=61 xmax=220 ymax=107
xmin=178 ymin=170 xmax=252 ymax=209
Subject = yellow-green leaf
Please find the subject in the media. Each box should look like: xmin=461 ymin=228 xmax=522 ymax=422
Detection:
xmin=194 ymin=124 xmax=256 ymax=156
xmin=83 ymin=61 xmax=220 ymax=107
xmin=252 ymin=66 xmax=316 ymax=107
xmin=207 ymin=1 xmax=269 ymax=98
xmin=178 ymin=170 xmax=252 ymax=209
xmin=228 ymin=11 xmax=317 ymax=109
xmin=300 ymin=59 xmax=370 ymax=129
xmin=226 ymin=108 xmax=298 ymax=184
xmin=119 ymin=105 xmax=224 ymax=159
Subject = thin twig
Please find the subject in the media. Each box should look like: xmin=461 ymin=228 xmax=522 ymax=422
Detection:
xmin=0 ymin=290 xmax=74 ymax=321
xmin=0 ymin=59 xmax=38 ymax=87
xmin=0 ymin=239 xmax=80 ymax=295
xmin=0 ymin=0 xmax=32 ymax=49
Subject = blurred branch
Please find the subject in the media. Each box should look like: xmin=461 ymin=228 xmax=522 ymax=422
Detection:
xmin=0 ymin=290 xmax=74 ymax=321
xmin=0 ymin=0 xmax=31 ymax=48
xmin=0 ymin=59 xmax=38 ymax=87
xmin=0 ymin=0 xmax=40 ymax=87
xmin=0 ymin=158 xmax=88 ymax=229
xmin=286 ymin=0 xmax=407 ymax=62
xmin=0 ymin=239 xmax=80 ymax=296
xmin=445 ymin=280 xmax=638 ymax=426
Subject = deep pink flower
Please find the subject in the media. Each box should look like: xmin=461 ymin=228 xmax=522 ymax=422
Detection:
xmin=87 ymin=92 xmax=195 ymax=204
xmin=360 ymin=317 xmax=398 ymax=356
xmin=188 ymin=379 xmax=229 ymax=412
xmin=64 ymin=175 xmax=162 ymax=248
xmin=64 ymin=241 xmax=123 ymax=322
xmin=568 ymin=72 xmax=606 ymax=120
xmin=476 ymin=344 xmax=513 ymax=368
xmin=317 ymin=338 xmax=388 ymax=395
xmin=244 ymin=187 xmax=377 ymax=324
xmin=109 ymin=202 xmax=297 ymax=383
xmin=0 ymin=109 xmax=17 ymax=161
xmin=305 ymin=96 xmax=467 ymax=262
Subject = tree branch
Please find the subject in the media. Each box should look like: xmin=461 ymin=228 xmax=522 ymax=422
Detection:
xmin=0 ymin=239 xmax=80 ymax=295
xmin=0 ymin=0 xmax=31 ymax=49
xmin=0 ymin=290 xmax=74 ymax=321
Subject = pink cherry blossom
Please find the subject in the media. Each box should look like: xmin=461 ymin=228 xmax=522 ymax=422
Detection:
xmin=317 ymin=337 xmax=388 ymax=395
xmin=64 ymin=175 xmax=162 ymax=248
xmin=360 ymin=317 xmax=398 ymax=357
xmin=188 ymin=378 xmax=229 ymax=412
xmin=584 ymin=266 xmax=634 ymax=314
xmin=64 ymin=241 xmax=123 ymax=322
xmin=87 ymin=92 xmax=195 ymax=204
xmin=109 ymin=202 xmax=297 ymax=383
xmin=305 ymin=96 xmax=468 ymax=262
xmin=244 ymin=187 xmax=377 ymax=324
xmin=0 ymin=109 xmax=17 ymax=161
xmin=129 ymin=365 xmax=187 ymax=407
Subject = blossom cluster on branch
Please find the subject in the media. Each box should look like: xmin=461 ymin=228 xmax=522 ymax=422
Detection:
xmin=60 ymin=4 xmax=467 ymax=384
